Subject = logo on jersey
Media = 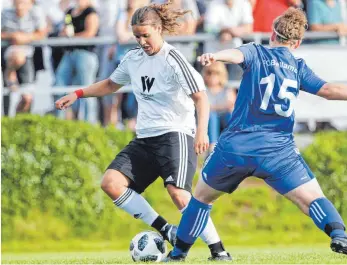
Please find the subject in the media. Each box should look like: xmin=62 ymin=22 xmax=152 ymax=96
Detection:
xmin=141 ymin=76 xmax=155 ymax=92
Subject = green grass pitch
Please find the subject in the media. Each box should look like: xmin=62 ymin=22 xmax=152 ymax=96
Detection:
xmin=2 ymin=246 xmax=347 ymax=264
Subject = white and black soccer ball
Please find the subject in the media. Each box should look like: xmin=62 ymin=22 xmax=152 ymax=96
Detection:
xmin=130 ymin=231 xmax=167 ymax=262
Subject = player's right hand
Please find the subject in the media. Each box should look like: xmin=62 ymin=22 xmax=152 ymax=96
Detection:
xmin=197 ymin=53 xmax=216 ymax=66
xmin=55 ymin=93 xmax=78 ymax=110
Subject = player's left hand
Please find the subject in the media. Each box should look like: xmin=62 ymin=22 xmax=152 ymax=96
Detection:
xmin=194 ymin=132 xmax=209 ymax=155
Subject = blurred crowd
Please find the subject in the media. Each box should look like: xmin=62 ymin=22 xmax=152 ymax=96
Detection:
xmin=2 ymin=0 xmax=347 ymax=143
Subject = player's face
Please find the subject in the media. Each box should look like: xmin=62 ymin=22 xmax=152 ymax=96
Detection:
xmin=132 ymin=24 xmax=163 ymax=56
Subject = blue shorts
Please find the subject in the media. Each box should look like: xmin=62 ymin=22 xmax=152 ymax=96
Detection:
xmin=202 ymin=145 xmax=315 ymax=195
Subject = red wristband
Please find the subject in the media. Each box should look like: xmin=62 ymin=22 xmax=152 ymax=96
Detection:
xmin=74 ymin=89 xmax=84 ymax=98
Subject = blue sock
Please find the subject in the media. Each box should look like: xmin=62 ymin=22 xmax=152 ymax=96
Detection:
xmin=309 ymin=198 xmax=346 ymax=239
xmin=172 ymin=197 xmax=212 ymax=256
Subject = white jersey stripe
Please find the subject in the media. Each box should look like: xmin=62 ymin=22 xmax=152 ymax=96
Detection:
xmin=169 ymin=50 xmax=198 ymax=94
xmin=171 ymin=50 xmax=199 ymax=93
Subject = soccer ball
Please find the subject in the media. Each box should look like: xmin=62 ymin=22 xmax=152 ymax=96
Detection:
xmin=130 ymin=231 xmax=167 ymax=262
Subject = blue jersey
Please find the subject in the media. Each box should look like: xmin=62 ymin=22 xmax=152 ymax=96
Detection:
xmin=219 ymin=43 xmax=326 ymax=156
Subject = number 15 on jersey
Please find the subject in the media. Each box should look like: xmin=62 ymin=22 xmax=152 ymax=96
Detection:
xmin=260 ymin=73 xmax=298 ymax=117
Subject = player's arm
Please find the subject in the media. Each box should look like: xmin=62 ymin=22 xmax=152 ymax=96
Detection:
xmin=317 ymin=83 xmax=347 ymax=100
xmin=301 ymin=63 xmax=347 ymax=100
xmin=55 ymin=79 xmax=122 ymax=110
xmin=198 ymin=49 xmax=245 ymax=66
xmin=191 ymin=91 xmax=210 ymax=155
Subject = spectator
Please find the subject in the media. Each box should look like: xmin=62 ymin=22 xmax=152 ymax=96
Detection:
xmin=203 ymin=62 xmax=236 ymax=153
xmin=251 ymin=0 xmax=303 ymax=33
xmin=54 ymin=0 xmax=99 ymax=120
xmin=204 ymin=0 xmax=253 ymax=81
xmin=307 ymin=0 xmax=347 ymax=44
xmin=204 ymin=0 xmax=253 ymax=46
xmin=152 ymin=0 xmax=200 ymax=63
xmin=95 ymin=0 xmax=127 ymax=126
xmin=341 ymin=0 xmax=347 ymax=23
xmin=105 ymin=0 xmax=149 ymax=129
xmin=1 ymin=0 xmax=47 ymax=114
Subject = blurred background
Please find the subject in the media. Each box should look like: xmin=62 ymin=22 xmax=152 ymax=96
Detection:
xmin=1 ymin=0 xmax=347 ymax=255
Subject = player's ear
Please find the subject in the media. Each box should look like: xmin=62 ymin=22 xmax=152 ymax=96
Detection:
xmin=293 ymin=39 xmax=302 ymax=49
xmin=270 ymin=32 xmax=276 ymax=42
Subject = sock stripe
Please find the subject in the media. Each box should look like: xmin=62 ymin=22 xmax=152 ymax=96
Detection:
xmin=189 ymin=209 xmax=203 ymax=236
xmin=113 ymin=189 xmax=133 ymax=206
xmin=194 ymin=209 xmax=209 ymax=237
xmin=310 ymin=205 xmax=322 ymax=223
xmin=314 ymin=201 xmax=327 ymax=217
xmin=192 ymin=209 xmax=208 ymax=237
xmin=311 ymin=204 xmax=323 ymax=220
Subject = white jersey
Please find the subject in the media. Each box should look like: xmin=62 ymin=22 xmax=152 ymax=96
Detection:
xmin=110 ymin=42 xmax=206 ymax=138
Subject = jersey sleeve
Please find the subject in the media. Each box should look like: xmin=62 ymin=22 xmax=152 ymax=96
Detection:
xmin=109 ymin=50 xmax=135 ymax=85
xmin=236 ymin=43 xmax=258 ymax=70
xmin=300 ymin=62 xmax=326 ymax=95
xmin=167 ymin=49 xmax=206 ymax=95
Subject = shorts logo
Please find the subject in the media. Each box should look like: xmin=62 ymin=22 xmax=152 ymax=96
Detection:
xmin=202 ymin=172 xmax=207 ymax=181
xmin=300 ymin=175 xmax=309 ymax=180
xmin=166 ymin=176 xmax=174 ymax=182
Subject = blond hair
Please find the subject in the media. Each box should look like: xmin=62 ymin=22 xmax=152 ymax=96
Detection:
xmin=203 ymin=62 xmax=229 ymax=88
xmin=131 ymin=0 xmax=191 ymax=34
xmin=273 ymin=7 xmax=308 ymax=44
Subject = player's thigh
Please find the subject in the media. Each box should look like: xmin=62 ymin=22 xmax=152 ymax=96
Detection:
xmin=156 ymin=132 xmax=197 ymax=193
xmin=258 ymin=148 xmax=316 ymax=196
xmin=202 ymin=147 xmax=253 ymax=194
xmin=106 ymin=138 xmax=159 ymax=194
xmin=194 ymin=176 xmax=225 ymax=204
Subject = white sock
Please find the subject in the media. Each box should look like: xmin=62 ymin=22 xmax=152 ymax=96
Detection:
xmin=199 ymin=217 xmax=221 ymax=245
xmin=113 ymin=188 xmax=159 ymax=226
xmin=180 ymin=205 xmax=221 ymax=245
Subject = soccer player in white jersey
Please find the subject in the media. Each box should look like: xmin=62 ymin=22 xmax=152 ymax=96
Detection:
xmin=55 ymin=0 xmax=231 ymax=260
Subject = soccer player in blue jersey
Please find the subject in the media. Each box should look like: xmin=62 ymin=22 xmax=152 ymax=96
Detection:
xmin=166 ymin=8 xmax=347 ymax=261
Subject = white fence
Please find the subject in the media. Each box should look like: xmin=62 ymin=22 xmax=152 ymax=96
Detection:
xmin=2 ymin=33 xmax=347 ymax=129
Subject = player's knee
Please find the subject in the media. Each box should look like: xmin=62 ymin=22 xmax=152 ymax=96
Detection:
xmin=167 ymin=184 xmax=190 ymax=209
xmin=100 ymin=170 xmax=130 ymax=196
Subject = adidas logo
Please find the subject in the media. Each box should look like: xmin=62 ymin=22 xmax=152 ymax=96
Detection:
xmin=166 ymin=176 xmax=174 ymax=182
xmin=134 ymin=213 xmax=142 ymax=219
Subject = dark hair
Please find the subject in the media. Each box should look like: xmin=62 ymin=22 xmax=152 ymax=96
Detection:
xmin=273 ymin=7 xmax=308 ymax=44
xmin=131 ymin=0 xmax=191 ymax=35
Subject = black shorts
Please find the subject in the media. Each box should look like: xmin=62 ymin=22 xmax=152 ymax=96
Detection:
xmin=107 ymin=132 xmax=197 ymax=193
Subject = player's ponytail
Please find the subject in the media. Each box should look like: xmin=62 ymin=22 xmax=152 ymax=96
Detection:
xmin=273 ymin=7 xmax=308 ymax=44
xmin=131 ymin=0 xmax=191 ymax=35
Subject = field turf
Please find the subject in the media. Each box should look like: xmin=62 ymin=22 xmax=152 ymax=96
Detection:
xmin=2 ymin=246 xmax=347 ymax=264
